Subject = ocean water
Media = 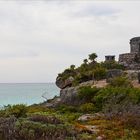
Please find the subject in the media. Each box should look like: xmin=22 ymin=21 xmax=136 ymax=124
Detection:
xmin=0 ymin=83 xmax=60 ymax=106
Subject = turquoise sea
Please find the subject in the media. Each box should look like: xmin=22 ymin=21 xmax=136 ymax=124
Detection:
xmin=0 ymin=83 xmax=60 ymax=106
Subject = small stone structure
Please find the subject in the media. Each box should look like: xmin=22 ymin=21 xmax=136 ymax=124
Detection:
xmin=105 ymin=55 xmax=115 ymax=62
xmin=119 ymin=37 xmax=140 ymax=70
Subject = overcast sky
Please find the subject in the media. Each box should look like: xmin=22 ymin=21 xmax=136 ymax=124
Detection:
xmin=0 ymin=1 xmax=140 ymax=83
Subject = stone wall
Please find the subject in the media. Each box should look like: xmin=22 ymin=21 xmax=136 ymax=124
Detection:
xmin=118 ymin=37 xmax=140 ymax=70
xmin=119 ymin=53 xmax=140 ymax=70
xmin=119 ymin=53 xmax=136 ymax=65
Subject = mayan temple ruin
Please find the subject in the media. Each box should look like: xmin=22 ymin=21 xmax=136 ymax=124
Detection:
xmin=119 ymin=37 xmax=140 ymax=70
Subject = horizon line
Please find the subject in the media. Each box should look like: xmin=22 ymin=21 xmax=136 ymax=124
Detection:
xmin=0 ymin=82 xmax=55 ymax=84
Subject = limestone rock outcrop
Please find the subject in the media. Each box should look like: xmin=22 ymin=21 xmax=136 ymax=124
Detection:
xmin=60 ymin=80 xmax=94 ymax=105
xmin=46 ymin=80 xmax=94 ymax=107
xmin=106 ymin=69 xmax=123 ymax=82
xmin=60 ymin=86 xmax=82 ymax=105
xmin=78 ymin=113 xmax=104 ymax=122
xmin=55 ymin=76 xmax=74 ymax=89
xmin=52 ymin=37 xmax=140 ymax=107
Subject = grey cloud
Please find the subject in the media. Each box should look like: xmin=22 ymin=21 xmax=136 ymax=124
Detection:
xmin=0 ymin=1 xmax=139 ymax=82
xmin=69 ymin=3 xmax=119 ymax=18
xmin=0 ymin=50 xmax=39 ymax=58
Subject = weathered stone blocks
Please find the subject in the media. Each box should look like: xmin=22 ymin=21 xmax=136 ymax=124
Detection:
xmin=119 ymin=37 xmax=140 ymax=70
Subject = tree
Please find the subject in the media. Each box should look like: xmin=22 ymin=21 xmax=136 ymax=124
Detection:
xmin=70 ymin=65 xmax=75 ymax=70
xmin=88 ymin=53 xmax=97 ymax=62
xmin=83 ymin=59 xmax=88 ymax=64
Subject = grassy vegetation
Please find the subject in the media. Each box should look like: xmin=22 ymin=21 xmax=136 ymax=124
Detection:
xmin=0 ymin=53 xmax=139 ymax=139
xmin=0 ymin=82 xmax=140 ymax=139
xmin=57 ymin=53 xmax=124 ymax=86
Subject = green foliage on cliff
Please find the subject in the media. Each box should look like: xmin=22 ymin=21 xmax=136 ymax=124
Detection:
xmin=79 ymin=103 xmax=95 ymax=113
xmin=78 ymin=85 xmax=140 ymax=113
xmin=109 ymin=76 xmax=133 ymax=87
xmin=78 ymin=86 xmax=100 ymax=102
xmin=0 ymin=104 xmax=27 ymax=118
xmin=101 ymin=60 xmax=125 ymax=70
xmin=58 ymin=53 xmax=100 ymax=84
xmin=93 ymin=66 xmax=106 ymax=80
xmin=57 ymin=53 xmax=124 ymax=86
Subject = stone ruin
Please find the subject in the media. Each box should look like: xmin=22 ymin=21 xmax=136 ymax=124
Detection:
xmin=104 ymin=37 xmax=140 ymax=83
xmin=119 ymin=37 xmax=140 ymax=70
xmin=104 ymin=37 xmax=140 ymax=70
xmin=105 ymin=55 xmax=115 ymax=62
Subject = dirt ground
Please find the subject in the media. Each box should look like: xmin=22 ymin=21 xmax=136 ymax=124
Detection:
xmin=92 ymin=79 xmax=140 ymax=88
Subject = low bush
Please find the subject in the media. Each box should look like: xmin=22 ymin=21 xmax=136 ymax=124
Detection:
xmin=14 ymin=120 xmax=74 ymax=140
xmin=0 ymin=117 xmax=76 ymax=140
xmin=0 ymin=104 xmax=27 ymax=118
xmin=62 ymin=113 xmax=81 ymax=122
xmin=77 ymin=133 xmax=95 ymax=140
xmin=27 ymin=105 xmax=49 ymax=114
xmin=29 ymin=114 xmax=62 ymax=124
xmin=101 ymin=61 xmax=125 ymax=70
xmin=109 ymin=76 xmax=132 ymax=87
xmin=57 ymin=105 xmax=78 ymax=113
xmin=94 ymin=87 xmax=140 ymax=113
xmin=78 ymin=86 xmax=100 ymax=102
xmin=79 ymin=103 xmax=95 ymax=113
xmin=93 ymin=66 xmax=106 ymax=80
xmin=74 ymin=72 xmax=93 ymax=84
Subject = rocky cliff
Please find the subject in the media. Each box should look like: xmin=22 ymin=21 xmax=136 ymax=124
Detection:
xmin=46 ymin=79 xmax=94 ymax=107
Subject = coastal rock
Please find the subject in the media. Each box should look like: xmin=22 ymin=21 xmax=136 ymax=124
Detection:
xmin=79 ymin=80 xmax=94 ymax=87
xmin=60 ymin=80 xmax=94 ymax=105
xmin=78 ymin=114 xmax=95 ymax=121
xmin=60 ymin=86 xmax=82 ymax=105
xmin=78 ymin=113 xmax=104 ymax=122
xmin=46 ymin=80 xmax=94 ymax=107
xmin=45 ymin=97 xmax=61 ymax=108
xmin=92 ymin=80 xmax=108 ymax=88
xmin=56 ymin=76 xmax=74 ymax=89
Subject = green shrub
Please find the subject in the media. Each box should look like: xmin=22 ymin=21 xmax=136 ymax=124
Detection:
xmin=109 ymin=76 xmax=132 ymax=87
xmin=94 ymin=87 xmax=140 ymax=113
xmin=27 ymin=105 xmax=49 ymax=113
xmin=73 ymin=71 xmax=93 ymax=84
xmin=78 ymin=86 xmax=100 ymax=102
xmin=77 ymin=133 xmax=95 ymax=140
xmin=58 ymin=68 xmax=76 ymax=81
xmin=101 ymin=61 xmax=125 ymax=70
xmin=93 ymin=66 xmax=106 ymax=80
xmin=29 ymin=114 xmax=62 ymax=124
xmin=63 ymin=113 xmax=81 ymax=122
xmin=2 ymin=119 xmax=75 ymax=140
xmin=0 ymin=110 xmax=5 ymax=117
xmin=57 ymin=105 xmax=78 ymax=113
xmin=3 ymin=104 xmax=27 ymax=118
xmin=79 ymin=103 xmax=95 ymax=113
